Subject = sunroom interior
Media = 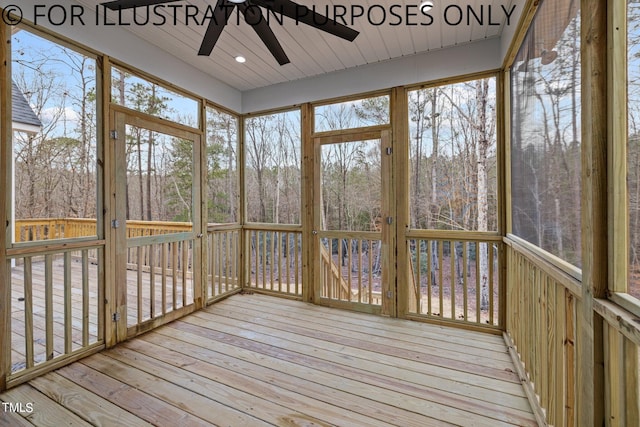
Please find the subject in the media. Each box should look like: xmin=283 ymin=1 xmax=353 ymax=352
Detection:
xmin=1 ymin=0 xmax=639 ymax=425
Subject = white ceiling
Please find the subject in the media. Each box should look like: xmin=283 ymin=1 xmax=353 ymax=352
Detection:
xmin=3 ymin=0 xmax=523 ymax=112
xmin=73 ymin=0 xmax=519 ymax=92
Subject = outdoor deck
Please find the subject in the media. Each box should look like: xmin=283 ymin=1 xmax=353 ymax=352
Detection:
xmin=1 ymin=293 xmax=536 ymax=426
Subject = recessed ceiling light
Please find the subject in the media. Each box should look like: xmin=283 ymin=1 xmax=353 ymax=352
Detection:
xmin=235 ymin=55 xmax=247 ymax=63
xmin=420 ymin=1 xmax=434 ymax=12
xmin=228 ymin=0 xmax=247 ymax=3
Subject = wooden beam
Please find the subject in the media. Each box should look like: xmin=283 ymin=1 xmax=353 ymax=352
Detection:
xmin=380 ymin=129 xmax=394 ymax=317
xmin=607 ymin=0 xmax=628 ymax=294
xmin=197 ymin=100 xmax=208 ymax=308
xmin=0 ymin=17 xmax=11 ymax=392
xmin=96 ymin=55 xmax=107 ymax=346
xmin=193 ymin=131 xmax=204 ymax=310
xmin=578 ymin=0 xmax=608 ymax=425
xmin=112 ymin=110 xmax=128 ymax=344
xmin=301 ymin=103 xmax=314 ymax=303
xmin=392 ymin=87 xmax=409 ymax=318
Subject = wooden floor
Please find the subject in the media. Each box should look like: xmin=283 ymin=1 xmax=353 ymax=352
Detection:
xmin=1 ymin=294 xmax=537 ymax=427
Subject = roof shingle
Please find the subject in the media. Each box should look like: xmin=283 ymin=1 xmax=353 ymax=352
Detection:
xmin=12 ymin=81 xmax=42 ymax=128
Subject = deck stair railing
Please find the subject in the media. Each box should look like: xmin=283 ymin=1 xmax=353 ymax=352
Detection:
xmin=320 ymin=243 xmax=352 ymax=300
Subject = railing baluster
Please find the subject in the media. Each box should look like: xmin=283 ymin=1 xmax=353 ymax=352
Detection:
xmin=45 ymin=255 xmax=53 ymax=361
xmin=137 ymin=246 xmax=143 ymax=323
xmin=162 ymin=243 xmax=168 ymax=315
xmin=368 ymin=240 xmax=373 ymax=304
xmin=172 ymin=241 xmax=178 ymax=310
xmin=218 ymin=232 xmax=223 ymax=295
xmin=489 ymin=243 xmax=495 ymax=324
xmin=285 ymin=233 xmax=290 ymax=293
xmin=82 ymin=250 xmax=90 ymax=346
xmin=226 ymin=231 xmax=231 ymax=293
xmin=438 ymin=241 xmax=444 ymax=316
xmin=358 ymin=239 xmax=363 ymax=303
xmin=24 ymin=257 xmax=34 ymax=368
xmin=426 ymin=239 xmax=432 ymax=316
xmin=64 ymin=252 xmax=72 ymax=354
xmin=295 ymin=233 xmax=300 ymax=294
xmin=182 ymin=241 xmax=188 ymax=307
xmin=475 ymin=242 xmax=481 ymax=324
xmin=262 ymin=232 xmax=267 ymax=290
xmin=149 ymin=244 xmax=156 ymax=319
xmin=462 ymin=241 xmax=468 ymax=321
xmin=450 ymin=241 xmax=455 ymax=320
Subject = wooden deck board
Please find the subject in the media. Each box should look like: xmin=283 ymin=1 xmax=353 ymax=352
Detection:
xmin=1 ymin=293 xmax=536 ymax=426
xmin=218 ymin=297 xmax=514 ymax=365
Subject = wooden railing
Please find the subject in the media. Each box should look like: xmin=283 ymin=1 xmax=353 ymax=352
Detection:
xmin=320 ymin=243 xmax=351 ymax=300
xmin=245 ymin=224 xmax=303 ymax=297
xmin=405 ymin=233 xmax=504 ymax=329
xmin=126 ymin=236 xmax=195 ymax=330
xmin=319 ymin=233 xmax=383 ymax=305
xmin=14 ymin=218 xmax=193 ymax=242
xmin=7 ymin=244 xmax=105 ymax=386
xmin=505 ymin=238 xmax=580 ymax=426
xmin=594 ymin=299 xmax=640 ymax=425
xmin=207 ymin=224 xmax=241 ymax=301
xmin=15 ymin=218 xmax=97 ymax=242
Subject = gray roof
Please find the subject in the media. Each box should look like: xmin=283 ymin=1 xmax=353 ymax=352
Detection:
xmin=12 ymin=82 xmax=42 ymax=128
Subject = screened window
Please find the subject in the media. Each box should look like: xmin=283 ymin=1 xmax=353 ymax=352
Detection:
xmin=510 ymin=0 xmax=581 ymax=267
xmin=245 ymin=110 xmax=301 ymax=224
xmin=628 ymin=0 xmax=640 ymax=299
xmin=408 ymin=78 xmax=497 ymax=231
xmin=111 ymin=66 xmax=199 ymax=128
xmin=206 ymin=106 xmax=239 ymax=224
xmin=321 ymin=139 xmax=382 ymax=232
xmin=123 ymin=125 xmax=193 ymax=228
xmin=11 ymin=29 xmax=98 ymax=242
xmin=314 ymin=95 xmax=389 ymax=133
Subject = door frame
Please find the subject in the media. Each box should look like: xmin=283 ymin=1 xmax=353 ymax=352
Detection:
xmin=311 ymin=128 xmax=396 ymax=316
xmin=107 ymin=106 xmax=206 ymax=343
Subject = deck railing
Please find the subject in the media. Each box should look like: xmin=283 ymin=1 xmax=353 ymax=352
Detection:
xmin=15 ymin=218 xmax=97 ymax=242
xmin=319 ymin=233 xmax=384 ymax=306
xmin=505 ymin=238 xmax=580 ymax=426
xmin=15 ymin=218 xmax=195 ymax=241
xmin=207 ymin=224 xmax=242 ymax=301
xmin=506 ymin=237 xmax=640 ymax=426
xmin=405 ymin=232 xmax=504 ymax=330
xmin=245 ymin=224 xmax=303 ymax=297
xmin=7 ymin=243 xmax=104 ymax=387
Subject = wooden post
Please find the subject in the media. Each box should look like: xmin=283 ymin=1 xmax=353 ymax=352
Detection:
xmin=380 ymin=129 xmax=395 ymax=316
xmin=0 ymin=17 xmax=11 ymax=392
xmin=301 ymin=103 xmax=315 ymax=303
xmin=111 ymin=110 xmax=128 ymax=344
xmin=578 ymin=0 xmax=607 ymax=425
xmin=498 ymin=71 xmax=509 ymax=329
xmin=392 ymin=87 xmax=409 ymax=318
xmin=193 ymin=131 xmax=204 ymax=309
xmin=93 ymin=55 xmax=107 ymax=345
xmin=607 ymin=0 xmax=627 ymax=295
xmin=101 ymin=56 xmax=117 ymax=348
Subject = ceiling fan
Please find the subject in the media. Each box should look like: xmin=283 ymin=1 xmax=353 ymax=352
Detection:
xmin=101 ymin=0 xmax=360 ymax=65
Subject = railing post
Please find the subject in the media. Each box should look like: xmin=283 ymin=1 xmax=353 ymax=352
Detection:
xmin=578 ymin=0 xmax=608 ymax=424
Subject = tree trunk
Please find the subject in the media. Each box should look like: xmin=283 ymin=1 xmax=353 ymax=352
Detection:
xmin=476 ymin=80 xmax=490 ymax=311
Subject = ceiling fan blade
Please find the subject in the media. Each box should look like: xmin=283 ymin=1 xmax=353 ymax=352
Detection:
xmin=238 ymin=4 xmax=290 ymax=65
xmin=101 ymin=0 xmax=181 ymax=10
xmin=198 ymin=0 xmax=235 ymax=56
xmin=253 ymin=0 xmax=359 ymax=42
